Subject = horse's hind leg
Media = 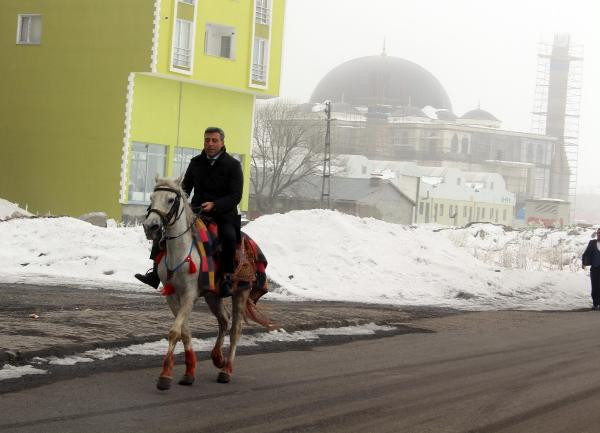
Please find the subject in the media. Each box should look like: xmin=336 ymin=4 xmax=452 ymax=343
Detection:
xmin=218 ymin=290 xmax=249 ymax=383
xmin=205 ymin=293 xmax=229 ymax=369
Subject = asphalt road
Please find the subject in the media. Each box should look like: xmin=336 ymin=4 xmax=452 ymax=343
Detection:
xmin=2 ymin=309 xmax=600 ymax=433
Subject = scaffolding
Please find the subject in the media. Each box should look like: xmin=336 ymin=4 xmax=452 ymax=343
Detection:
xmin=531 ymin=33 xmax=583 ymax=222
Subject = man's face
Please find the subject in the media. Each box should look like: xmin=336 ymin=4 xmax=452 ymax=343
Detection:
xmin=204 ymin=132 xmax=224 ymax=157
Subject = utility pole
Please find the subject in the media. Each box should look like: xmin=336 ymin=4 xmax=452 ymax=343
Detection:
xmin=320 ymin=100 xmax=332 ymax=209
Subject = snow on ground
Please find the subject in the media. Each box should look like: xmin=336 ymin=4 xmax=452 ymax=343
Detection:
xmin=441 ymin=224 xmax=596 ymax=273
xmin=243 ymin=210 xmax=590 ymax=310
xmin=0 ymin=202 xmax=593 ymax=309
xmin=0 ymin=198 xmax=32 ymax=220
xmin=0 ymin=323 xmax=394 ymax=380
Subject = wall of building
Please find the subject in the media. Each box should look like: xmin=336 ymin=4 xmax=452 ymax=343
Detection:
xmin=126 ymin=74 xmax=255 ymax=213
xmin=156 ymin=0 xmax=285 ymax=97
xmin=360 ymin=183 xmax=414 ymax=225
xmin=0 ymin=0 xmax=154 ymax=218
xmin=416 ymin=197 xmax=514 ymax=226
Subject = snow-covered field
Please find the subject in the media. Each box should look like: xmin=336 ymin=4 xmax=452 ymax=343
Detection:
xmin=0 ymin=198 xmax=594 ymax=310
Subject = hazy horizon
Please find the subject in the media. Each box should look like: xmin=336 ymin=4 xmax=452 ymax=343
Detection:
xmin=279 ymin=0 xmax=598 ymax=189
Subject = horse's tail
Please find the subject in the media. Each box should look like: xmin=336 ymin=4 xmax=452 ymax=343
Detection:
xmin=244 ymin=298 xmax=277 ymax=330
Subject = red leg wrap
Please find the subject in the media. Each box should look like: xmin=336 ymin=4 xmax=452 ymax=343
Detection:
xmin=211 ymin=347 xmax=225 ymax=369
xmin=224 ymin=360 xmax=233 ymax=374
xmin=184 ymin=349 xmax=197 ymax=377
xmin=160 ymin=352 xmax=174 ymax=378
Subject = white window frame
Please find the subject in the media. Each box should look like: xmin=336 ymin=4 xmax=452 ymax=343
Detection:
xmin=172 ymin=19 xmax=193 ymax=69
xmin=169 ymin=1 xmax=198 ymax=75
xmin=255 ymin=0 xmax=270 ymax=25
xmin=172 ymin=147 xmax=201 ymax=179
xmin=252 ymin=37 xmax=268 ymax=83
xmin=204 ymin=23 xmax=236 ymax=60
xmin=179 ymin=0 xmax=194 ymax=4
xmin=16 ymin=14 xmax=42 ymax=45
xmin=128 ymin=143 xmax=167 ymax=204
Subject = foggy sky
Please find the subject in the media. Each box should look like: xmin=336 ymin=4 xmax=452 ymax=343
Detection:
xmin=280 ymin=0 xmax=599 ymax=189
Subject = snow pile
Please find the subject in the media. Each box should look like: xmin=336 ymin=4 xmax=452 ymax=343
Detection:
xmin=0 ymin=208 xmax=590 ymax=309
xmin=0 ymin=198 xmax=32 ymax=220
xmin=442 ymin=224 xmax=596 ymax=272
xmin=0 ymin=217 xmax=152 ymax=291
xmin=244 ymin=210 xmax=588 ymax=309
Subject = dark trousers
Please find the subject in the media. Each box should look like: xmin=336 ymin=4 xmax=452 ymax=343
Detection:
xmin=592 ymin=267 xmax=600 ymax=306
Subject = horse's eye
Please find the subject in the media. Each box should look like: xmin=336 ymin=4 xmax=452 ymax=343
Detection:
xmin=168 ymin=198 xmax=174 ymax=204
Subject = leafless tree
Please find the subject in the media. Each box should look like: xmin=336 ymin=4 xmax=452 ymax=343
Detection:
xmin=250 ymin=99 xmax=325 ymax=213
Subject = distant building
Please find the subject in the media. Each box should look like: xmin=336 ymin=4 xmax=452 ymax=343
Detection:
xmin=525 ymin=199 xmax=570 ymax=228
xmin=249 ymin=173 xmax=415 ymax=225
xmin=336 ymin=155 xmax=515 ymax=226
xmin=304 ymin=52 xmax=559 ymax=222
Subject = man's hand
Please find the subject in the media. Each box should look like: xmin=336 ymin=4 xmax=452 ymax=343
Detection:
xmin=201 ymin=202 xmax=215 ymax=213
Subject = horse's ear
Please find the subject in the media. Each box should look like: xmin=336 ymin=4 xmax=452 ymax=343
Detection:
xmin=155 ymin=173 xmax=160 ymax=183
xmin=175 ymin=174 xmax=184 ymax=186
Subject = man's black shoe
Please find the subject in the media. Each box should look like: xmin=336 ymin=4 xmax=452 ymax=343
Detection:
xmin=135 ymin=268 xmax=160 ymax=289
xmin=220 ymin=274 xmax=234 ymax=298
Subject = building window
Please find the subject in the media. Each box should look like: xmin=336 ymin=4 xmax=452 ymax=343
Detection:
xmin=434 ymin=203 xmax=438 ymax=221
xmin=255 ymin=0 xmax=270 ymax=25
xmin=451 ymin=134 xmax=459 ymax=153
xmin=440 ymin=204 xmax=444 ymax=217
xmin=173 ymin=147 xmax=201 ymax=178
xmin=205 ymin=24 xmax=236 ymax=59
xmin=461 ymin=137 xmax=469 ymax=154
xmin=17 ymin=14 xmax=42 ymax=44
xmin=463 ymin=206 xmax=467 ymax=217
xmin=128 ymin=143 xmax=167 ymax=203
xmin=456 ymin=177 xmax=461 ymax=186
xmin=252 ymin=37 xmax=268 ymax=82
xmin=419 ymin=202 xmax=424 ymax=215
xmin=490 ymin=181 xmax=494 ymax=190
xmin=172 ymin=19 xmax=193 ymax=69
xmin=503 ymin=209 xmax=507 ymax=221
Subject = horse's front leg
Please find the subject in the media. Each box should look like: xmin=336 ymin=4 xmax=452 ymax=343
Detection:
xmin=218 ymin=290 xmax=249 ymax=383
xmin=205 ymin=293 xmax=230 ymax=370
xmin=178 ymin=323 xmax=196 ymax=386
xmin=157 ymin=290 xmax=196 ymax=390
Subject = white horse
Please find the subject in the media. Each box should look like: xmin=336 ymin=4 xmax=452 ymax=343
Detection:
xmin=143 ymin=176 xmax=272 ymax=389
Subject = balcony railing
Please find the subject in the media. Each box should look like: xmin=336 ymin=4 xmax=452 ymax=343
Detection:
xmin=173 ymin=46 xmax=191 ymax=69
xmin=252 ymin=63 xmax=266 ymax=83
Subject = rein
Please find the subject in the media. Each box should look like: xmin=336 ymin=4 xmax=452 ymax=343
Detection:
xmin=147 ymin=186 xmax=195 ymax=239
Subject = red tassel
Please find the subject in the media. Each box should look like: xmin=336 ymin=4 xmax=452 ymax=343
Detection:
xmin=161 ymin=283 xmax=175 ymax=296
xmin=187 ymin=256 xmax=197 ymax=274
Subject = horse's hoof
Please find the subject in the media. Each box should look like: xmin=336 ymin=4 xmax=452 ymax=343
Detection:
xmin=156 ymin=376 xmax=172 ymax=390
xmin=178 ymin=374 xmax=195 ymax=386
xmin=217 ymin=372 xmax=231 ymax=383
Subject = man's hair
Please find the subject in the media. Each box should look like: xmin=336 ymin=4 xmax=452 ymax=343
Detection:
xmin=205 ymin=127 xmax=225 ymax=141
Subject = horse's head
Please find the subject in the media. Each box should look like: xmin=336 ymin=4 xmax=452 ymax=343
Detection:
xmin=142 ymin=175 xmax=186 ymax=240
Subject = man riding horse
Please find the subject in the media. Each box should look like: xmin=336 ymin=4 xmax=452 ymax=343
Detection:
xmin=135 ymin=126 xmax=243 ymax=298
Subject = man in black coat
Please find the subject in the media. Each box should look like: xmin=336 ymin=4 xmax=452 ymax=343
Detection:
xmin=582 ymin=228 xmax=600 ymax=310
xmin=135 ymin=127 xmax=243 ymax=297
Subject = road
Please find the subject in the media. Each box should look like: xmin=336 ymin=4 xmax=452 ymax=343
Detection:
xmin=2 ymin=309 xmax=600 ymax=433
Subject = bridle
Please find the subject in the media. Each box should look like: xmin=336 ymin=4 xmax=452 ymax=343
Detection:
xmin=146 ymin=187 xmax=195 ymax=240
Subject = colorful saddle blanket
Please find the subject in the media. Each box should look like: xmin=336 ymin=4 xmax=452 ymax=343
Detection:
xmin=157 ymin=217 xmax=268 ymax=300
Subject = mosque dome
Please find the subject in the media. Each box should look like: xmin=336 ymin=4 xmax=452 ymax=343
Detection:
xmin=310 ymin=54 xmax=452 ymax=110
xmin=461 ymin=108 xmax=499 ymax=122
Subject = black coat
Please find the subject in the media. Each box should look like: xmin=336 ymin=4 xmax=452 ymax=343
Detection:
xmin=582 ymin=239 xmax=600 ymax=268
xmin=182 ymin=149 xmax=243 ymax=223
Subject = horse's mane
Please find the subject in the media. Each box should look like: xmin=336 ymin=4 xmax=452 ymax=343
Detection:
xmin=154 ymin=177 xmax=195 ymax=223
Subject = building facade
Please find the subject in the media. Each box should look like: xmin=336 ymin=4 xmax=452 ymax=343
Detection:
xmin=307 ymin=53 xmax=559 ymax=222
xmin=1 ymin=0 xmax=285 ymax=220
